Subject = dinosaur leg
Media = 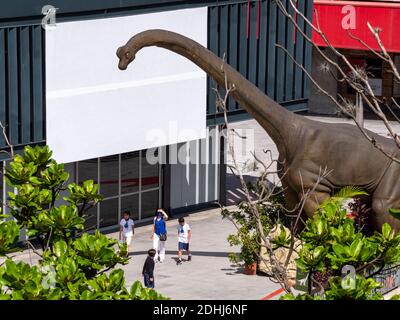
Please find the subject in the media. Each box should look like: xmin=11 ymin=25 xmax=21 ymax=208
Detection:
xmin=278 ymin=160 xmax=299 ymax=212
xmin=281 ymin=176 xmax=329 ymax=229
xmin=302 ymin=191 xmax=330 ymax=218
xmin=280 ymin=161 xmax=331 ymax=227
xmin=280 ymin=178 xmax=299 ymax=212
xmin=288 ymin=163 xmax=332 ymax=219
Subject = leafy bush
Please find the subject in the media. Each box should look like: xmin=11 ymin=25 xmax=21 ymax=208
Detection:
xmin=0 ymin=146 xmax=167 ymax=300
xmin=281 ymin=275 xmax=384 ymax=300
xmin=281 ymin=187 xmax=400 ymax=300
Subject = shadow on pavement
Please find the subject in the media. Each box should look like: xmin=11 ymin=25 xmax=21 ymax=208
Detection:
xmin=128 ymin=250 xmax=230 ymax=258
xmin=221 ymin=264 xmax=245 ymax=275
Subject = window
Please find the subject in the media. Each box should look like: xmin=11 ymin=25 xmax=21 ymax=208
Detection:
xmin=141 ymin=190 xmax=159 ymax=219
xmin=100 ymin=155 xmax=119 ymax=198
xmin=141 ymin=149 xmax=159 ymax=191
xmin=394 ymin=55 xmax=400 ymax=98
xmin=56 ymin=162 xmax=75 ymax=207
xmin=366 ymin=58 xmax=383 ymax=78
xmin=78 ymin=158 xmax=98 ymax=184
xmin=76 ymin=148 xmax=161 ymax=228
xmin=84 ymin=204 xmax=98 ymax=231
xmin=121 ymin=194 xmax=139 ymax=221
xmin=99 ymin=198 xmax=119 ymax=228
xmin=121 ymin=152 xmax=140 ymax=194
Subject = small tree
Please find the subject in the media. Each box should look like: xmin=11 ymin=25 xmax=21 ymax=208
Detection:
xmin=0 ymin=146 xmax=167 ymax=300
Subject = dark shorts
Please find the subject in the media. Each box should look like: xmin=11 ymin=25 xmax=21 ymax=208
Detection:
xmin=178 ymin=242 xmax=189 ymax=251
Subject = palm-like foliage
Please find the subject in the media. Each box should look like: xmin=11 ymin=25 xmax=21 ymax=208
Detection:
xmin=322 ymin=186 xmax=368 ymax=207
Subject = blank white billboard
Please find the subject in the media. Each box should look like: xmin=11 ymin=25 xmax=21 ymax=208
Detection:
xmin=46 ymin=8 xmax=207 ymax=163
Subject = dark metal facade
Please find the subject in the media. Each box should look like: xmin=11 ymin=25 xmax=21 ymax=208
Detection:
xmin=0 ymin=25 xmax=45 ymax=154
xmin=207 ymin=0 xmax=313 ymax=125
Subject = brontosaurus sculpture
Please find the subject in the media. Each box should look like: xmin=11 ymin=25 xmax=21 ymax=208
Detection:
xmin=116 ymin=29 xmax=400 ymax=232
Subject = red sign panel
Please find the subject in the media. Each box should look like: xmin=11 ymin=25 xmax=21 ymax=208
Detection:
xmin=313 ymin=0 xmax=400 ymax=53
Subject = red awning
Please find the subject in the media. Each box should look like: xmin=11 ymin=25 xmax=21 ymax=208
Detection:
xmin=313 ymin=0 xmax=400 ymax=53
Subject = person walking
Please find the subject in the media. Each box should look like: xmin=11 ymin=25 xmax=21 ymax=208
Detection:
xmin=176 ymin=217 xmax=191 ymax=265
xmin=119 ymin=210 xmax=135 ymax=257
xmin=142 ymin=249 xmax=156 ymax=288
xmin=151 ymin=208 xmax=168 ymax=263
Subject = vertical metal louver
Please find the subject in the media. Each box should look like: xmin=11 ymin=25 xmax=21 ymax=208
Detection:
xmin=207 ymin=0 xmax=313 ymax=125
xmin=0 ymin=25 xmax=45 ymax=156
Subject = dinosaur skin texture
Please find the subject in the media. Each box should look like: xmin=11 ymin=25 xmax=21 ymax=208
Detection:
xmin=117 ymin=29 xmax=400 ymax=232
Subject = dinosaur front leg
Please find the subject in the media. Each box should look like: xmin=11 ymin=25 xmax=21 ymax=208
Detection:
xmin=281 ymin=181 xmax=300 ymax=212
xmin=278 ymin=164 xmax=299 ymax=212
xmin=287 ymin=163 xmax=332 ymax=219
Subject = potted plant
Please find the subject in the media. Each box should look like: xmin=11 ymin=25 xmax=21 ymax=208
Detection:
xmin=223 ymin=191 xmax=287 ymax=276
xmin=228 ymin=231 xmax=259 ymax=275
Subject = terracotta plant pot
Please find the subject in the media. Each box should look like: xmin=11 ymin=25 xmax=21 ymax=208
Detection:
xmin=244 ymin=262 xmax=257 ymax=275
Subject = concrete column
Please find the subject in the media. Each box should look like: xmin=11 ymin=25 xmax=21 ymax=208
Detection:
xmin=308 ymin=47 xmax=339 ymax=115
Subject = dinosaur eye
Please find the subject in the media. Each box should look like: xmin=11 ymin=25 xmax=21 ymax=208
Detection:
xmin=125 ymin=51 xmax=131 ymax=59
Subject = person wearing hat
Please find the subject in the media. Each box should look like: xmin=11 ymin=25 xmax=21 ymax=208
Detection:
xmin=151 ymin=208 xmax=168 ymax=262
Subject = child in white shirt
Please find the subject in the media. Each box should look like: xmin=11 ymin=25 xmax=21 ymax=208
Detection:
xmin=177 ymin=217 xmax=191 ymax=265
xmin=119 ymin=210 xmax=135 ymax=257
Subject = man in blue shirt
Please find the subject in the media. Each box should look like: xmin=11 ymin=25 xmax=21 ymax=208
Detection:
xmin=151 ymin=208 xmax=169 ymax=263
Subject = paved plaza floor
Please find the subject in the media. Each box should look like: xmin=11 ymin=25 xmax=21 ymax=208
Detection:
xmin=13 ymin=206 xmax=282 ymax=300
xmin=112 ymin=207 xmax=281 ymax=300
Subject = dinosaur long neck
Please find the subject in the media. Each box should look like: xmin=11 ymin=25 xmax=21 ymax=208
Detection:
xmin=122 ymin=30 xmax=303 ymax=158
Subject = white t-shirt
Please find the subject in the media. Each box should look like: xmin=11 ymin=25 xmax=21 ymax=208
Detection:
xmin=177 ymin=223 xmax=191 ymax=244
xmin=120 ymin=218 xmax=134 ymax=237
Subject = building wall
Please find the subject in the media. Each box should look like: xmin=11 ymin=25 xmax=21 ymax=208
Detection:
xmin=207 ymin=0 xmax=313 ymax=125
xmin=169 ymin=126 xmax=220 ymax=211
xmin=337 ymin=49 xmax=399 ymax=113
xmin=308 ymin=47 xmax=338 ymax=115
xmin=0 ymin=0 xmax=314 ymax=227
xmin=0 ymin=26 xmax=45 ymax=157
xmin=309 ymin=46 xmax=400 ymax=115
xmin=0 ymin=1 xmax=314 ymax=158
xmin=45 ymin=7 xmax=208 ymax=164
xmin=395 ymin=55 xmax=400 ymax=99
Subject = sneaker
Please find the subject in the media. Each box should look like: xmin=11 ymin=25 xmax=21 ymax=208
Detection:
xmin=177 ymin=259 xmax=182 ymax=265
xmin=188 ymin=255 xmax=192 ymax=262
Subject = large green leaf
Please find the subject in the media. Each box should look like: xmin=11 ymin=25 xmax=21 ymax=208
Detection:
xmin=389 ymin=208 xmax=400 ymax=220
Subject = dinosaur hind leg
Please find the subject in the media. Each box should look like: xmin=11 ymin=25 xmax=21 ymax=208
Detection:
xmin=302 ymin=191 xmax=330 ymax=218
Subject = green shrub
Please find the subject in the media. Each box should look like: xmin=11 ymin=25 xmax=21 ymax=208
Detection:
xmin=281 ymin=187 xmax=400 ymax=300
xmin=0 ymin=146 xmax=167 ymax=300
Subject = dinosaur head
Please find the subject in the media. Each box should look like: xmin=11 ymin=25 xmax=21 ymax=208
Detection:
xmin=116 ymin=46 xmax=136 ymax=70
